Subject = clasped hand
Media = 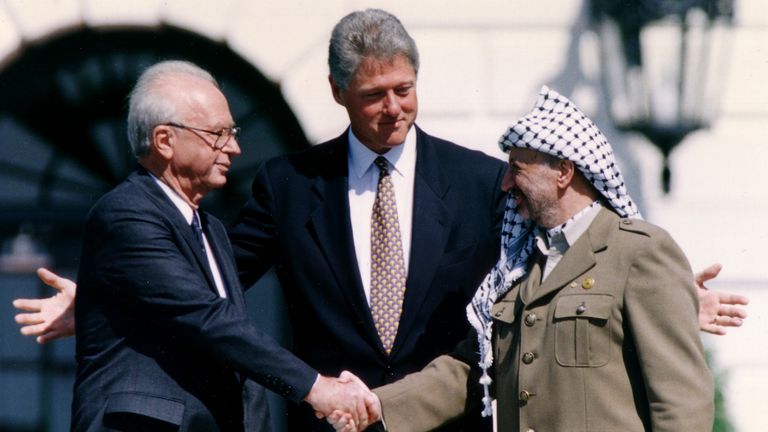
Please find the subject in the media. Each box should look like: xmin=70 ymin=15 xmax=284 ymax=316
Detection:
xmin=305 ymin=371 xmax=381 ymax=432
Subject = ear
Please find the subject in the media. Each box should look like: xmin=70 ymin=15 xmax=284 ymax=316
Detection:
xmin=151 ymin=124 xmax=175 ymax=161
xmin=328 ymin=74 xmax=345 ymax=106
xmin=556 ymin=159 xmax=576 ymax=189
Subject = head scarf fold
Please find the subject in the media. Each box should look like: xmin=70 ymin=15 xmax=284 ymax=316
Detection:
xmin=466 ymin=86 xmax=641 ymax=416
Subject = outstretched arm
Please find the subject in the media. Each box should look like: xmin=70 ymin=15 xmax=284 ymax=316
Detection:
xmin=13 ymin=268 xmax=76 ymax=344
xmin=695 ymin=263 xmax=749 ymax=335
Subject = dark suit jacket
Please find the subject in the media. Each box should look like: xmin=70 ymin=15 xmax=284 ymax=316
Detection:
xmin=72 ymin=169 xmax=318 ymax=432
xmin=375 ymin=208 xmax=714 ymax=432
xmin=229 ymin=126 xmax=506 ymax=430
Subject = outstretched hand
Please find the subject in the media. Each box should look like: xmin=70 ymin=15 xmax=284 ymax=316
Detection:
xmin=13 ymin=268 xmax=77 ymax=344
xmin=306 ymin=371 xmax=381 ymax=432
xmin=695 ymin=263 xmax=749 ymax=335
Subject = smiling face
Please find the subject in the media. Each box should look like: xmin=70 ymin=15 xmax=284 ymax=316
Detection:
xmin=330 ymin=55 xmax=418 ymax=154
xmin=502 ymin=148 xmax=562 ymax=227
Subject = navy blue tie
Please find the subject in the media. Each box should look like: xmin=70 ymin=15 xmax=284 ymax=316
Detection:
xmin=191 ymin=211 xmax=206 ymax=254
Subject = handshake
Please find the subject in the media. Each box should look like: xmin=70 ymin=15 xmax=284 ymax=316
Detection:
xmin=305 ymin=371 xmax=382 ymax=431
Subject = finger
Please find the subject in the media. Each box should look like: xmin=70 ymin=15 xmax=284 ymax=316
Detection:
xmin=358 ymin=415 xmax=369 ymax=432
xmin=354 ymin=394 xmax=367 ymax=430
xmin=337 ymin=413 xmax=355 ymax=432
xmin=37 ymin=268 xmax=67 ymax=293
xmin=339 ymin=370 xmax=368 ymax=388
xmin=719 ymin=304 xmax=749 ymax=319
xmin=36 ymin=331 xmax=59 ymax=345
xmin=700 ymin=323 xmax=728 ymax=336
xmin=338 ymin=370 xmax=358 ymax=384
xmin=14 ymin=312 xmax=43 ymax=325
xmin=20 ymin=321 xmax=51 ymax=336
xmin=333 ymin=417 xmax=355 ymax=432
xmin=37 ymin=268 xmax=66 ymax=291
xmin=326 ymin=411 xmax=340 ymax=424
xmin=326 ymin=411 xmax=348 ymax=431
xmin=12 ymin=299 xmax=43 ymax=313
xmin=364 ymin=393 xmax=382 ymax=423
xmin=718 ymin=293 xmax=750 ymax=307
xmin=694 ymin=263 xmax=722 ymax=286
xmin=335 ymin=374 xmax=353 ymax=384
xmin=714 ymin=315 xmax=744 ymax=328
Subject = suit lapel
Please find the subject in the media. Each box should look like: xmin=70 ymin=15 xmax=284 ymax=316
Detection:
xmin=305 ymin=135 xmax=380 ymax=345
xmin=202 ymin=213 xmax=247 ymax=310
xmin=130 ymin=169 xmax=220 ymax=297
xmin=528 ymin=208 xmax=614 ymax=304
xmin=394 ymin=128 xmax=450 ymax=354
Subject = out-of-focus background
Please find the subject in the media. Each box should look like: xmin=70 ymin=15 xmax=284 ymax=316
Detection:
xmin=0 ymin=0 xmax=765 ymax=430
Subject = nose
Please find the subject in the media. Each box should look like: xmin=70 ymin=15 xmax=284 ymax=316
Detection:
xmin=383 ymin=91 xmax=401 ymax=116
xmin=223 ymin=136 xmax=242 ymax=157
xmin=501 ymin=169 xmax=515 ymax=192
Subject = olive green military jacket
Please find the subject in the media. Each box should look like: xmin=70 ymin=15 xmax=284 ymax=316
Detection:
xmin=375 ymin=208 xmax=714 ymax=432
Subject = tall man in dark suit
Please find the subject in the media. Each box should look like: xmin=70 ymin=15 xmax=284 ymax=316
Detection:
xmin=70 ymin=60 xmax=376 ymax=432
xmin=227 ymin=9 xmax=505 ymax=430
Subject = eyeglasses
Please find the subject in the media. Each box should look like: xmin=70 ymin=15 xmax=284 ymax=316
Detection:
xmin=163 ymin=122 xmax=241 ymax=150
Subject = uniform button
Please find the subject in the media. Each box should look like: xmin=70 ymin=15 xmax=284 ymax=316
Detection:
xmin=524 ymin=313 xmax=537 ymax=326
xmin=519 ymin=390 xmax=536 ymax=402
xmin=622 ymin=219 xmax=632 ymax=225
xmin=522 ymin=352 xmax=535 ymax=364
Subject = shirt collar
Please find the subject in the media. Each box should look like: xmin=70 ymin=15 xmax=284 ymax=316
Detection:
xmin=150 ymin=172 xmax=196 ymax=225
xmin=348 ymin=126 xmax=416 ymax=179
xmin=537 ymin=201 xmax=602 ymax=254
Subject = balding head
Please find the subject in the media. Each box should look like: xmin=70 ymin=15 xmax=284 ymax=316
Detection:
xmin=127 ymin=60 xmax=219 ymax=158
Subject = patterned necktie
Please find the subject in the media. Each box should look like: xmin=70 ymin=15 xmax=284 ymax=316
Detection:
xmin=191 ymin=211 xmax=206 ymax=254
xmin=370 ymin=156 xmax=407 ymax=355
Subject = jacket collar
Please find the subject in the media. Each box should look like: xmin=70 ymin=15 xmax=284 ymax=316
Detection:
xmin=525 ymin=207 xmax=617 ymax=304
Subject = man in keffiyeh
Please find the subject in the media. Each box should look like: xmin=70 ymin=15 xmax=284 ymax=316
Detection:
xmin=366 ymin=86 xmax=715 ymax=432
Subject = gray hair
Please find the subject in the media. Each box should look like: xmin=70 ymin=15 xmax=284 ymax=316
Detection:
xmin=127 ymin=60 xmax=218 ymax=157
xmin=328 ymin=9 xmax=419 ymax=90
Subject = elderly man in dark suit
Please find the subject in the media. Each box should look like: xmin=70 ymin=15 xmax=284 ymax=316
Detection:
xmin=341 ymin=86 xmax=714 ymax=432
xmin=68 ymin=60 xmax=376 ymax=432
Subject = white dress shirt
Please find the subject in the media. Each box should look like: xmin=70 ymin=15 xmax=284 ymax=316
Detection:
xmin=152 ymin=174 xmax=228 ymax=298
xmin=348 ymin=127 xmax=417 ymax=304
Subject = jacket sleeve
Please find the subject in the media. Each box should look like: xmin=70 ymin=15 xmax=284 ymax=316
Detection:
xmin=228 ymin=162 xmax=279 ymax=290
xmin=78 ymin=198 xmax=317 ymax=403
xmin=623 ymin=229 xmax=714 ymax=431
xmin=373 ymin=335 xmax=480 ymax=431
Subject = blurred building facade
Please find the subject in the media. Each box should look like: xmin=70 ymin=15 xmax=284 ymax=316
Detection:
xmin=0 ymin=0 xmax=765 ymax=430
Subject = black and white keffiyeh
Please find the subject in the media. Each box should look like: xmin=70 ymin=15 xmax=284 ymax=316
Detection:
xmin=466 ymin=86 xmax=641 ymax=416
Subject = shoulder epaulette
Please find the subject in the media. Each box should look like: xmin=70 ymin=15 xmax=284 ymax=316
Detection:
xmin=617 ymin=218 xmax=651 ymax=237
